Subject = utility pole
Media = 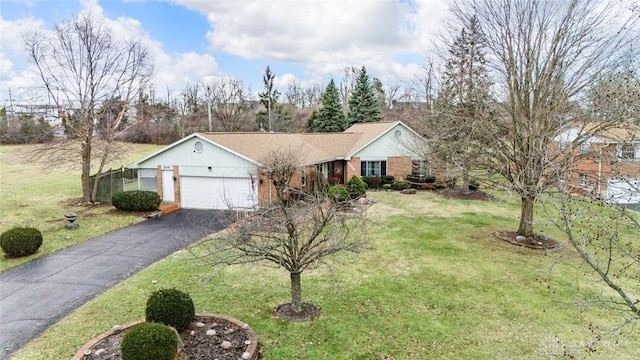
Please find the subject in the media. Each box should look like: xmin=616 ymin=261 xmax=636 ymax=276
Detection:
xmin=8 ymin=88 xmax=14 ymax=117
xmin=206 ymin=86 xmax=212 ymax=132
xmin=267 ymin=96 xmax=271 ymax=132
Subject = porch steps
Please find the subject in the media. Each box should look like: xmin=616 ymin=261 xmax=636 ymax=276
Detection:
xmin=159 ymin=203 xmax=180 ymax=214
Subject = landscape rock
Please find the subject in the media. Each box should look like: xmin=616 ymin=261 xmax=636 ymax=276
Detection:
xmin=515 ymin=235 xmax=527 ymax=242
xmin=400 ymin=188 xmax=417 ymax=194
xmin=221 ymin=340 xmax=232 ymax=349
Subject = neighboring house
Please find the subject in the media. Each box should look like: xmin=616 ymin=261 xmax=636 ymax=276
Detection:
xmin=129 ymin=121 xmax=428 ymax=210
xmin=554 ymin=125 xmax=640 ymax=204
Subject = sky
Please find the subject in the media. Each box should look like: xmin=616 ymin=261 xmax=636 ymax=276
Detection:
xmin=0 ymin=0 xmax=452 ymax=107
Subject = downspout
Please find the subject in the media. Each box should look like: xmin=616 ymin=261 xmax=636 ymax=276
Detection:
xmin=597 ymin=146 xmax=602 ymax=197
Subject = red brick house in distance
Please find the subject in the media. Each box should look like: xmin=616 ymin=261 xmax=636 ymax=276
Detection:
xmin=554 ymin=124 xmax=640 ymax=204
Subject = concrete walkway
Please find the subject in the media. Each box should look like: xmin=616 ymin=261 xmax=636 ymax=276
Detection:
xmin=0 ymin=209 xmax=233 ymax=359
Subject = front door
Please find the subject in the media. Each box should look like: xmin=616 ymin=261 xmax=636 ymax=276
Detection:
xmin=162 ymin=169 xmax=175 ymax=202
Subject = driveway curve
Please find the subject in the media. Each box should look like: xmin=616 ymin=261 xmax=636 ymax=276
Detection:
xmin=0 ymin=209 xmax=234 ymax=359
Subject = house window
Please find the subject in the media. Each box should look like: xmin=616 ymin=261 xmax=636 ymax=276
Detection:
xmin=361 ymin=161 xmax=387 ymax=177
xmin=558 ymin=141 xmax=567 ymax=152
xmin=580 ymin=142 xmax=589 ymax=154
xmin=411 ymin=160 xmax=430 ymax=177
xmin=579 ymin=173 xmax=587 ymax=187
xmin=139 ymin=168 xmax=158 ymax=191
xmin=619 ymin=143 xmax=636 ymax=160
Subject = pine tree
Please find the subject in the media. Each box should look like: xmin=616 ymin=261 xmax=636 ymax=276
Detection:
xmin=346 ymin=66 xmax=382 ymax=127
xmin=433 ymin=15 xmax=493 ymax=193
xmin=311 ymin=79 xmax=345 ymax=132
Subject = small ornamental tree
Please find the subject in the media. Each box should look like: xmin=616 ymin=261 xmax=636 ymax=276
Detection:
xmin=195 ymin=149 xmax=369 ymax=321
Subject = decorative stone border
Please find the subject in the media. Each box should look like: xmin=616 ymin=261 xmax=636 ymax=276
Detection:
xmin=71 ymin=313 xmax=259 ymax=360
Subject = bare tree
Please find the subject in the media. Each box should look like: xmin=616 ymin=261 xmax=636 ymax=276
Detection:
xmin=194 ymin=149 xmax=369 ymax=321
xmin=173 ymin=82 xmax=205 ymax=137
xmin=340 ymin=66 xmax=360 ymax=113
xmin=542 ymin=185 xmax=639 ymax=342
xmin=452 ymin=0 xmax=638 ymax=237
xmin=24 ymin=12 xmax=153 ymax=202
xmin=202 ymin=78 xmax=254 ymax=132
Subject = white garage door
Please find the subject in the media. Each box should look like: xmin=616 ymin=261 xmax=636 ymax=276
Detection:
xmin=607 ymin=178 xmax=640 ymax=204
xmin=180 ymin=176 xmax=257 ymax=210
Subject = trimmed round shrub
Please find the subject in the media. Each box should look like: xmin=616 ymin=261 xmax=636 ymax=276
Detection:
xmin=121 ymin=322 xmax=178 ymax=360
xmin=1 ymin=227 xmax=43 ymax=258
xmin=328 ymin=185 xmax=350 ymax=203
xmin=391 ymin=181 xmax=411 ymax=191
xmin=112 ymin=190 xmax=161 ymax=212
xmin=145 ymin=288 xmax=195 ymax=332
xmin=346 ymin=175 xmax=367 ymax=199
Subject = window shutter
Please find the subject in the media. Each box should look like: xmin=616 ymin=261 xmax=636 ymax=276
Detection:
xmin=381 ymin=161 xmax=387 ymax=176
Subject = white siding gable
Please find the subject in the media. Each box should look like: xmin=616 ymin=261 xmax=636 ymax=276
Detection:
xmin=135 ymin=137 xmax=257 ymax=178
xmin=352 ymin=123 xmax=423 ymax=160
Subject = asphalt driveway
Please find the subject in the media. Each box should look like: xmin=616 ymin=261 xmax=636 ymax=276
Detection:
xmin=0 ymin=209 xmax=234 ymax=359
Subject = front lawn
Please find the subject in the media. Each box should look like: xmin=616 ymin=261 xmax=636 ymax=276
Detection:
xmin=0 ymin=143 xmax=163 ymax=271
xmin=9 ymin=191 xmax=638 ymax=359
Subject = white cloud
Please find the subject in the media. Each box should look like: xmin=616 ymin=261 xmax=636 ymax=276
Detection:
xmin=175 ymin=0 xmax=450 ymax=85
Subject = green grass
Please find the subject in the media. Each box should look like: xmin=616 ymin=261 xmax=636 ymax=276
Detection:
xmin=9 ymin=191 xmax=639 ymax=359
xmin=0 ymin=142 xmax=162 ymax=271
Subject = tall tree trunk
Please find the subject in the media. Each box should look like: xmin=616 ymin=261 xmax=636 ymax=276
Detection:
xmin=517 ymin=196 xmax=535 ymax=237
xmin=81 ymin=140 xmax=92 ymax=203
xmin=290 ymin=270 xmax=302 ymax=313
xmin=461 ymin=168 xmax=470 ymax=194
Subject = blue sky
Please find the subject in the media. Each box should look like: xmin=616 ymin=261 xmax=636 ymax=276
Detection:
xmin=0 ymin=0 xmax=450 ymax=106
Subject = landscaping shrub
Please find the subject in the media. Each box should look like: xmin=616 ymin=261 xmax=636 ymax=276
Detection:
xmin=112 ymin=190 xmax=161 ymax=212
xmin=145 ymin=288 xmax=195 ymax=332
xmin=382 ymin=184 xmax=392 ymax=190
xmin=391 ymin=181 xmax=411 ymax=191
xmin=328 ymin=185 xmax=350 ymax=203
xmin=469 ymin=179 xmax=480 ymax=191
xmin=406 ymin=174 xmax=437 ymax=184
xmin=381 ymin=175 xmax=395 ymax=186
xmin=421 ymin=183 xmax=436 ymax=191
xmin=361 ymin=176 xmax=382 ymax=189
xmin=0 ymin=227 xmax=43 ymax=258
xmin=346 ymin=175 xmax=367 ymax=199
xmin=303 ymin=168 xmax=329 ymax=195
xmin=121 ymin=322 xmax=178 ymax=360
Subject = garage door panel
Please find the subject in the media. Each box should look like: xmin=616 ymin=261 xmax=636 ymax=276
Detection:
xmin=607 ymin=178 xmax=640 ymax=204
xmin=180 ymin=176 xmax=257 ymax=210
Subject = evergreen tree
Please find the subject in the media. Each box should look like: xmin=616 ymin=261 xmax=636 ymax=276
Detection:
xmin=311 ymin=79 xmax=345 ymax=132
xmin=257 ymin=66 xmax=292 ymax=132
xmin=346 ymin=66 xmax=382 ymax=127
xmin=433 ymin=15 xmax=493 ymax=193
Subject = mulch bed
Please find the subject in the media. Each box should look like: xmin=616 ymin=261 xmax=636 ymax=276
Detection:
xmin=273 ymin=302 xmax=320 ymax=322
xmin=80 ymin=315 xmax=256 ymax=360
xmin=494 ymin=231 xmax=562 ymax=250
xmin=438 ymin=188 xmax=495 ymax=201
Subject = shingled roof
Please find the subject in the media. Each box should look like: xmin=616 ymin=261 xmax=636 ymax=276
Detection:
xmin=198 ymin=121 xmax=404 ymax=165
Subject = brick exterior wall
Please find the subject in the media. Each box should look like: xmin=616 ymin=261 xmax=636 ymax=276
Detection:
xmin=562 ymin=143 xmax=639 ymax=197
xmin=387 ymin=156 xmax=412 ymax=180
xmin=173 ymin=166 xmax=181 ymax=203
xmin=346 ymin=158 xmax=360 ymax=182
